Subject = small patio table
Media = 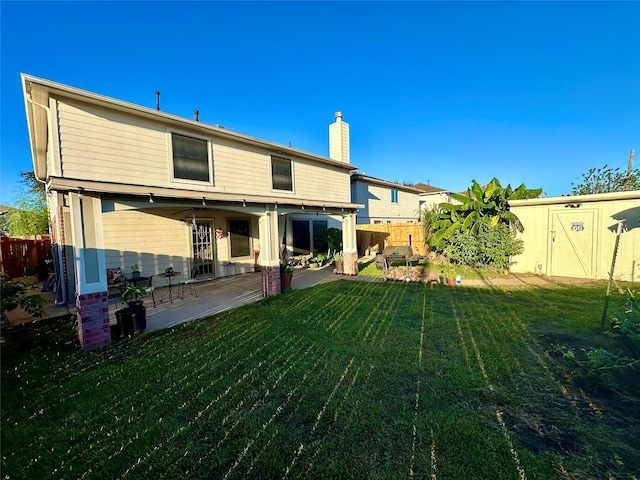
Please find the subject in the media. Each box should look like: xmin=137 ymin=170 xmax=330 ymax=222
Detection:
xmin=158 ymin=272 xmax=182 ymax=303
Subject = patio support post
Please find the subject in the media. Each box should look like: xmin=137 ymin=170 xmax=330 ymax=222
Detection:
xmin=342 ymin=212 xmax=358 ymax=276
xmin=69 ymin=192 xmax=110 ymax=350
xmin=259 ymin=206 xmax=281 ymax=297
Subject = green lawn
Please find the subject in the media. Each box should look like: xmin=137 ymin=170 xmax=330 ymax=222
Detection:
xmin=357 ymin=257 xmax=509 ymax=279
xmin=2 ymin=281 xmax=638 ymax=479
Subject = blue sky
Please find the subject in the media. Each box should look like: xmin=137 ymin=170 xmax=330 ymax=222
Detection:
xmin=1 ymin=1 xmax=639 ymax=205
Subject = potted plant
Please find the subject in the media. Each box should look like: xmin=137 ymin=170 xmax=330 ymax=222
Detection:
xmin=115 ymin=285 xmax=148 ymax=336
xmin=316 ymin=254 xmax=327 ymax=266
xmin=333 ymin=253 xmax=344 ymax=274
xmin=131 ymin=264 xmax=141 ymax=279
xmin=280 ymin=263 xmax=293 ymax=292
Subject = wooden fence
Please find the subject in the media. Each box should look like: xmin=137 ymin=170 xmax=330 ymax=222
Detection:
xmin=356 ymin=222 xmax=428 ymax=256
xmin=0 ymin=235 xmax=52 ymax=279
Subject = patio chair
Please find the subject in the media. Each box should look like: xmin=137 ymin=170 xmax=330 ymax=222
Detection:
xmin=179 ymin=266 xmax=199 ymax=299
xmin=124 ymin=275 xmax=156 ymax=308
xmin=140 ymin=276 xmax=156 ymax=308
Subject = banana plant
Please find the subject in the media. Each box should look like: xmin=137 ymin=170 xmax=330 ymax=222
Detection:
xmin=426 ymin=178 xmax=542 ymax=250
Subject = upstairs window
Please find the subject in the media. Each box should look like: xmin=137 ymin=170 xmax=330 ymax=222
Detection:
xmin=172 ymin=133 xmax=210 ymax=182
xmin=391 ymin=189 xmax=399 ymax=203
xmin=271 ymin=156 xmax=293 ymax=191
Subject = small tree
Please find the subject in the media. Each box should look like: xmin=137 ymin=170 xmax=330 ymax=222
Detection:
xmin=571 ymin=164 xmax=640 ymax=195
xmin=419 ymin=204 xmax=442 ymax=245
xmin=5 ymin=172 xmax=49 ymax=236
xmin=1 ymin=275 xmax=46 ymax=324
xmin=313 ymin=228 xmax=342 ymax=254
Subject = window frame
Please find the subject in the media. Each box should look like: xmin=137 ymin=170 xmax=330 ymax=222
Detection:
xmin=391 ymin=189 xmax=399 ymax=203
xmin=169 ymin=132 xmax=213 ymax=185
xmin=228 ymin=218 xmax=252 ymax=259
xmin=271 ymin=155 xmax=294 ymax=192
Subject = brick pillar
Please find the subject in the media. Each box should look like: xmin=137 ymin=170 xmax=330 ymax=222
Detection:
xmin=261 ymin=266 xmax=281 ymax=297
xmin=76 ymin=291 xmax=111 ymax=350
xmin=343 ymin=251 xmax=358 ymax=276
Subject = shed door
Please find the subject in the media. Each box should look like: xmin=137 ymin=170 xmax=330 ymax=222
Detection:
xmin=549 ymin=209 xmax=597 ymax=278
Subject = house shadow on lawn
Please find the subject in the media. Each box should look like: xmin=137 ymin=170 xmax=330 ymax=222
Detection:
xmin=509 ymin=325 xmax=640 ymax=471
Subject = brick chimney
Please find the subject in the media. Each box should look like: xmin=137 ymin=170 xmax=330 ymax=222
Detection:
xmin=329 ymin=111 xmax=350 ymax=163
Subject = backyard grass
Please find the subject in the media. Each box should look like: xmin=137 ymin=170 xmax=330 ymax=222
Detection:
xmin=358 ymin=258 xmax=508 ymax=280
xmin=2 ymin=281 xmax=639 ymax=479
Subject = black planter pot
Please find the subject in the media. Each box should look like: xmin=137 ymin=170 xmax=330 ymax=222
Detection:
xmin=116 ymin=303 xmax=147 ymax=336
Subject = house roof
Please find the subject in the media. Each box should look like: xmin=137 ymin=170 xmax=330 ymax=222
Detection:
xmin=412 ymin=183 xmax=449 ymax=194
xmin=21 ymin=74 xmax=359 ymax=183
xmin=351 ymin=173 xmax=424 ymax=194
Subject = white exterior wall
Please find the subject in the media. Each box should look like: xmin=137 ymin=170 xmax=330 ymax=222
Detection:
xmin=352 ymin=180 xmax=420 ymax=224
xmin=510 ymin=195 xmax=640 ymax=281
xmin=419 ymin=192 xmax=452 ymax=211
xmin=56 ymin=100 xmax=351 ymax=203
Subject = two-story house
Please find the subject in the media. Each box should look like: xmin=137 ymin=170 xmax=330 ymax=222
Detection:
xmin=350 ymin=174 xmax=423 ymax=224
xmin=22 ymin=74 xmax=361 ymax=349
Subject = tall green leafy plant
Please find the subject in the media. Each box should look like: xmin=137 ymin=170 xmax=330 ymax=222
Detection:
xmin=444 ymin=224 xmax=524 ymax=269
xmin=426 ymin=178 xmax=541 ymax=251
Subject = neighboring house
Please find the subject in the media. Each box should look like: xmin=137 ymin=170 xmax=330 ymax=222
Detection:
xmin=22 ymin=74 xmax=362 ymax=349
xmin=509 ymin=191 xmax=640 ymax=281
xmin=413 ymin=183 xmax=455 ymax=212
xmin=351 ymin=174 xmax=423 ymax=224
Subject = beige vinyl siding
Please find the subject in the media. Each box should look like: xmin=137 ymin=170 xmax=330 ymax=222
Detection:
xmin=213 ymin=142 xmax=270 ymax=193
xmin=101 ymin=204 xmax=264 ymax=282
xmin=353 ymin=181 xmax=420 ymax=223
xmin=213 ymin=140 xmax=351 ymax=202
xmin=102 ymin=208 xmax=192 ymax=289
xmin=214 ymin=215 xmax=260 ymax=275
xmin=57 ymin=99 xmax=351 ymax=203
xmin=57 ymin=101 xmax=169 ymax=184
xmin=419 ymin=192 xmax=451 ymax=210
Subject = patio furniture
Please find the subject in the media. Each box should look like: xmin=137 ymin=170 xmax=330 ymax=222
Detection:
xmin=179 ymin=266 xmax=199 ymax=299
xmin=124 ymin=275 xmax=156 ymax=307
xmin=158 ymin=271 xmax=182 ymax=303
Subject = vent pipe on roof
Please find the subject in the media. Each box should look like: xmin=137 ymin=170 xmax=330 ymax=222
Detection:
xmin=155 ymin=91 xmax=160 ymax=111
xmin=194 ymin=109 xmax=199 ymax=121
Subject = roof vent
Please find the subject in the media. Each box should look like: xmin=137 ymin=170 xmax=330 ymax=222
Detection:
xmin=155 ymin=91 xmax=160 ymax=111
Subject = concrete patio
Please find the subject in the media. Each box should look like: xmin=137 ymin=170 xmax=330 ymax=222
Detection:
xmin=4 ymin=266 xmax=345 ymax=332
xmin=134 ymin=266 xmax=342 ymax=331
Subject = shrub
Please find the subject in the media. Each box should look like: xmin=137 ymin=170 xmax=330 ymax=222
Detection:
xmin=444 ymin=224 xmax=523 ymax=269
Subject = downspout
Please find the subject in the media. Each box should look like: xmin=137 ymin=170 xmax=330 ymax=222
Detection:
xmin=25 ymin=94 xmax=68 ymax=306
